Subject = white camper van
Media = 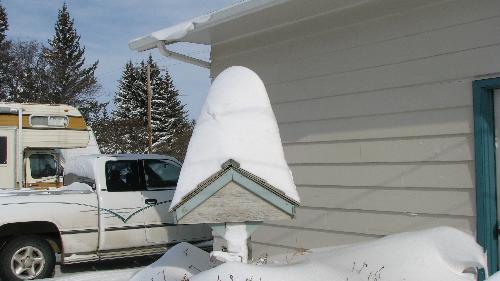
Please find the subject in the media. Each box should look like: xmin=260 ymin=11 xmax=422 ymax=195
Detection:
xmin=0 ymin=103 xmax=91 ymax=190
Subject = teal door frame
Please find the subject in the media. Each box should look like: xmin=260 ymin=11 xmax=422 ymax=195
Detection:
xmin=474 ymin=77 xmax=500 ymax=277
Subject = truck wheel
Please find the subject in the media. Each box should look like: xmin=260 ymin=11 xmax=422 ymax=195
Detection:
xmin=0 ymin=236 xmax=55 ymax=280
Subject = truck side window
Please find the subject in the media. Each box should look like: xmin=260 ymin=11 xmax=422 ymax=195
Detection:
xmin=143 ymin=159 xmax=180 ymax=190
xmin=29 ymin=154 xmax=57 ymax=179
xmin=0 ymin=137 xmax=6 ymax=164
xmin=105 ymin=160 xmax=142 ymax=192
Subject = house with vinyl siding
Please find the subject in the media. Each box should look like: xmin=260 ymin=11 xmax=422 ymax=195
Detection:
xmin=130 ymin=0 xmax=500 ymax=275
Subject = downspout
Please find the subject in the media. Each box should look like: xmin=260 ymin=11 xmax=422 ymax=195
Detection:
xmin=156 ymin=41 xmax=211 ymax=69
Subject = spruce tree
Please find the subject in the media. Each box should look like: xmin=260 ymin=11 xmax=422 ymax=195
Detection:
xmin=44 ymin=3 xmax=100 ymax=119
xmin=114 ymin=60 xmax=142 ymax=120
xmin=0 ymin=2 xmax=11 ymax=100
xmin=150 ymin=63 xmax=188 ymax=150
xmin=110 ymin=60 xmax=148 ymax=153
xmin=111 ymin=56 xmax=190 ymax=156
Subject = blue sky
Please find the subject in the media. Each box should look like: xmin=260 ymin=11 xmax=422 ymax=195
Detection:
xmin=2 ymin=0 xmax=240 ymax=119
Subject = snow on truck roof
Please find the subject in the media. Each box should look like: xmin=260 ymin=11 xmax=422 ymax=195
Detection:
xmin=171 ymin=66 xmax=300 ymax=209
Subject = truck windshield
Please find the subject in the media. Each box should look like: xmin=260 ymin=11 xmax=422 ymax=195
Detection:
xmin=29 ymin=154 xmax=57 ymax=179
xmin=143 ymin=159 xmax=180 ymax=189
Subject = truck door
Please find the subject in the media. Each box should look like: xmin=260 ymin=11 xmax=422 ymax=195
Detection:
xmin=141 ymin=159 xmax=212 ymax=245
xmin=98 ymin=159 xmax=147 ymax=251
xmin=0 ymin=129 xmax=15 ymax=188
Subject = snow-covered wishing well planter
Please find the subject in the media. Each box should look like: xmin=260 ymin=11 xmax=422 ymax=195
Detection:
xmin=170 ymin=66 xmax=300 ymax=263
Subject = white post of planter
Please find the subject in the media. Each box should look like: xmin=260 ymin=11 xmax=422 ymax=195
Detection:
xmin=210 ymin=222 xmax=261 ymax=263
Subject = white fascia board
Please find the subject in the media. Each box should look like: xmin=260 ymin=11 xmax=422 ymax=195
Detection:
xmin=128 ymin=0 xmax=289 ymax=52
xmin=128 ymin=15 xmax=211 ymax=52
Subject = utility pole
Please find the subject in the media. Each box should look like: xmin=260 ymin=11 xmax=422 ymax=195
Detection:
xmin=146 ymin=63 xmax=153 ymax=154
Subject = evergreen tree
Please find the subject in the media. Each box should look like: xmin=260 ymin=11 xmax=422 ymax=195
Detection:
xmin=139 ymin=55 xmax=188 ymax=153
xmin=110 ymin=56 xmax=190 ymax=157
xmin=150 ymin=62 xmax=188 ymax=150
xmin=6 ymin=41 xmax=50 ymax=103
xmin=0 ymin=2 xmax=11 ymax=100
xmin=44 ymin=3 xmax=101 ymax=121
xmin=109 ymin=60 xmax=148 ymax=153
xmin=114 ymin=60 xmax=142 ymax=120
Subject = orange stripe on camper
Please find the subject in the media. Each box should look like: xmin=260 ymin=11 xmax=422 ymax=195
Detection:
xmin=0 ymin=114 xmax=87 ymax=130
xmin=67 ymin=116 xmax=87 ymax=130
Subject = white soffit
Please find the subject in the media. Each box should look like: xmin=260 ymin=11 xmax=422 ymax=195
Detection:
xmin=129 ymin=0 xmax=290 ymax=51
xmin=128 ymin=0 xmax=380 ymax=52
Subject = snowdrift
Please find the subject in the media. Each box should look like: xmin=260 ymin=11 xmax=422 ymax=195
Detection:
xmin=46 ymin=268 xmax=138 ymax=281
xmin=48 ymin=227 xmax=488 ymax=281
xmin=489 ymin=272 xmax=500 ymax=281
xmin=130 ymin=242 xmax=218 ymax=281
xmin=171 ymin=66 xmax=299 ymax=208
xmin=190 ymin=227 xmax=486 ymax=281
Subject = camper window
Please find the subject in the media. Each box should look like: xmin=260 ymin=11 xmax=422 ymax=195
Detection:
xmin=30 ymin=116 xmax=68 ymax=128
xmin=0 ymin=137 xmax=6 ymax=164
xmin=29 ymin=154 xmax=57 ymax=179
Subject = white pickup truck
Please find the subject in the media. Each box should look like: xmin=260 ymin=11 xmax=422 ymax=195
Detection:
xmin=0 ymin=154 xmax=212 ymax=280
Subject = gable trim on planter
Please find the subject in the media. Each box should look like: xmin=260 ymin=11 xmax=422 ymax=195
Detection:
xmin=173 ymin=160 xmax=297 ymax=222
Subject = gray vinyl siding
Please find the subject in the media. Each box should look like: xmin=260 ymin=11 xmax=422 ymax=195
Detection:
xmin=210 ymin=0 xmax=500 ymax=258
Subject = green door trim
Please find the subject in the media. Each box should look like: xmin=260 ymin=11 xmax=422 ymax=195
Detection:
xmin=474 ymin=77 xmax=500 ymax=277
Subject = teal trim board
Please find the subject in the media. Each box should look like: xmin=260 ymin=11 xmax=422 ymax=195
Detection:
xmin=474 ymin=77 xmax=500 ymax=279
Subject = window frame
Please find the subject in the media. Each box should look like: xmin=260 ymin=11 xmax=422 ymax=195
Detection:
xmin=473 ymin=77 xmax=500 ymax=279
xmin=141 ymin=159 xmax=180 ymax=191
xmin=104 ymin=160 xmax=144 ymax=192
xmin=29 ymin=115 xmax=68 ymax=128
xmin=28 ymin=153 xmax=58 ymax=179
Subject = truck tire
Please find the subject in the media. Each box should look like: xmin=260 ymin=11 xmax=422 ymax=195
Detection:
xmin=0 ymin=235 xmax=55 ymax=280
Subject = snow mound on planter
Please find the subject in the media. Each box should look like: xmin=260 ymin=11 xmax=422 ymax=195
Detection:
xmin=171 ymin=66 xmax=299 ymax=208
xmin=130 ymin=242 xmax=218 ymax=281
xmin=191 ymin=227 xmax=486 ymax=281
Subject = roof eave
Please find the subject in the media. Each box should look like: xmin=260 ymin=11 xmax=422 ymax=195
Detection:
xmin=128 ymin=0 xmax=290 ymax=52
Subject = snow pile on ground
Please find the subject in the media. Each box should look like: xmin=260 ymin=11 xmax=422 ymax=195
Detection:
xmin=130 ymin=242 xmax=218 ymax=281
xmin=191 ymin=227 xmax=486 ymax=281
xmin=48 ymin=227 xmax=487 ymax=281
xmin=171 ymin=66 xmax=299 ymax=208
xmin=488 ymin=272 xmax=500 ymax=280
xmin=45 ymin=268 xmax=138 ymax=281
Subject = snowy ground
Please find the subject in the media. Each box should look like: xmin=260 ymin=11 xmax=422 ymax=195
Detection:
xmin=36 ymin=256 xmax=154 ymax=281
xmin=43 ymin=227 xmax=489 ymax=281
